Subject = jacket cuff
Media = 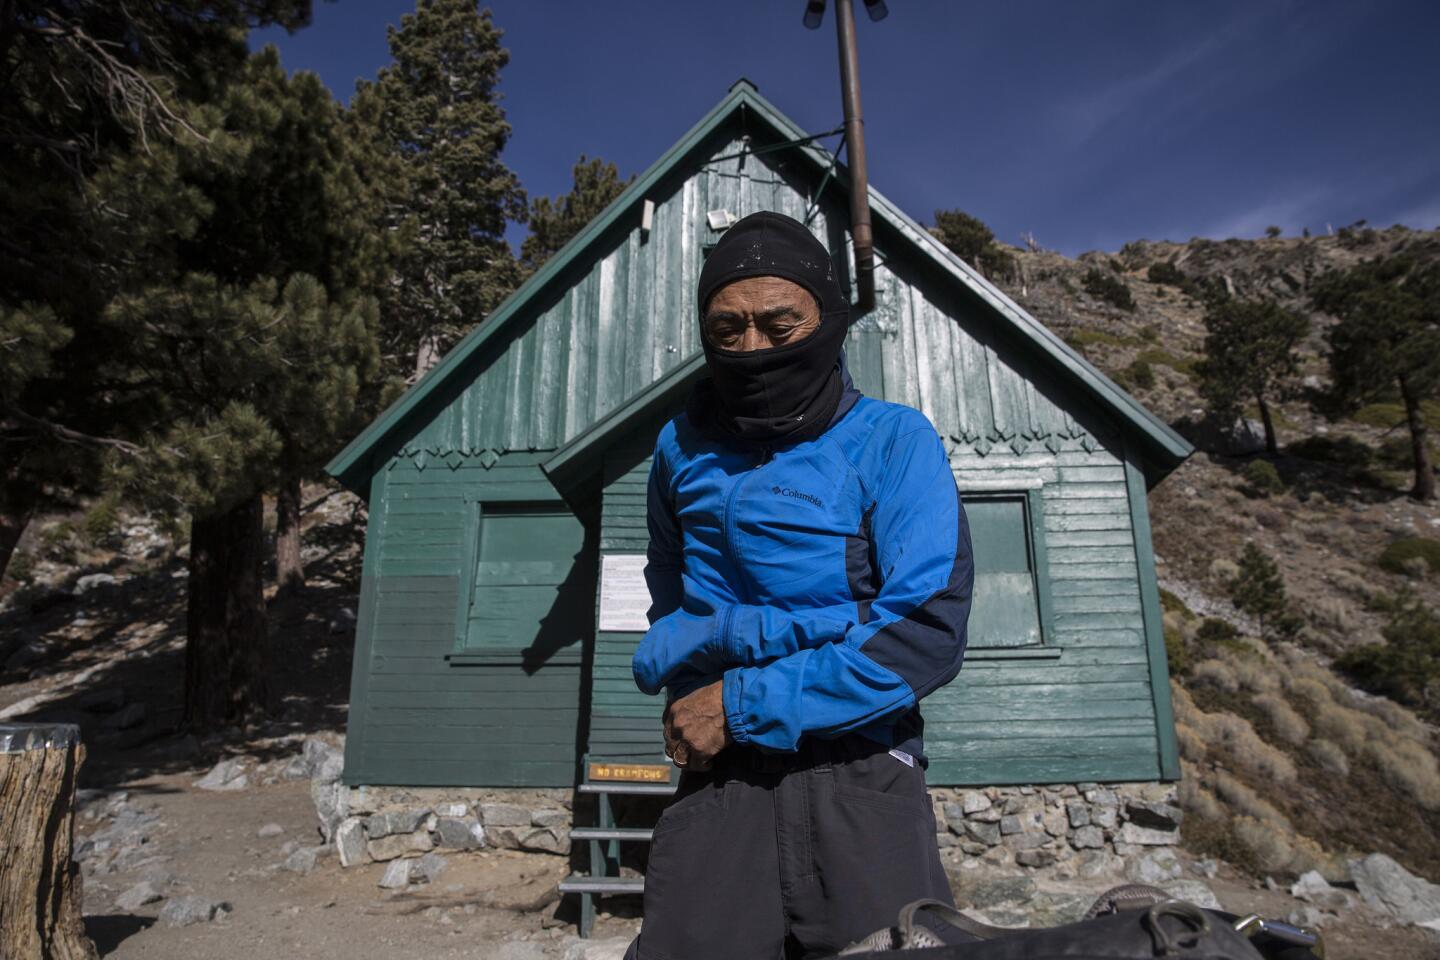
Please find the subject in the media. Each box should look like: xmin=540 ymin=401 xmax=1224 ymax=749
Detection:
xmin=721 ymin=667 xmax=751 ymax=744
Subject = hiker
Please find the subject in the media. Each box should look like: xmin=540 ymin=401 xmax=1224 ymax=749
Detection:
xmin=622 ymin=211 xmax=975 ymax=959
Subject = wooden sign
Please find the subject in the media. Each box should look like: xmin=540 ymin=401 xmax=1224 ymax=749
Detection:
xmin=588 ymin=761 xmax=671 ymax=783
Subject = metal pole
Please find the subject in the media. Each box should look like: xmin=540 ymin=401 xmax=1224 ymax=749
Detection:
xmin=835 ymin=0 xmax=875 ymax=314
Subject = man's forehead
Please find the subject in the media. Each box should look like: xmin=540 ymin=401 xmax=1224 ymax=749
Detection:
xmin=705 ymin=275 xmax=818 ymax=311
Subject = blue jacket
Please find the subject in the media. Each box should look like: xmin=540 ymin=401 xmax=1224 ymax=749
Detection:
xmin=632 ymin=370 xmax=974 ymax=768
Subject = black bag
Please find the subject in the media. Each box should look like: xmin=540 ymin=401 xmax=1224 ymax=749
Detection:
xmin=832 ymin=884 xmax=1325 ymax=960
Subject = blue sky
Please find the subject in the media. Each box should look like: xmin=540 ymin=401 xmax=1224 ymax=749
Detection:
xmin=252 ymin=0 xmax=1440 ymax=257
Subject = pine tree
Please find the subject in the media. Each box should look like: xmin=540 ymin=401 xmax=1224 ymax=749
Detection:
xmin=931 ymin=209 xmax=1017 ymax=282
xmin=1195 ymin=296 xmax=1309 ymax=454
xmin=0 ymin=1 xmax=313 ymax=581
xmin=94 ymin=50 xmax=384 ymax=729
xmin=1229 ymin=543 xmax=1300 ymax=641
xmin=520 ymin=155 xmax=633 ymax=272
xmin=350 ymin=0 xmax=528 ymax=379
xmin=1311 ymin=251 xmax=1440 ymax=501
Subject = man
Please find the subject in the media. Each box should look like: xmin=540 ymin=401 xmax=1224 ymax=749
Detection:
xmin=624 ymin=211 xmax=973 ymax=959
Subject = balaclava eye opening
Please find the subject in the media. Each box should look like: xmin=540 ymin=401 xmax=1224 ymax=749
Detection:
xmin=691 ymin=211 xmax=850 ymax=444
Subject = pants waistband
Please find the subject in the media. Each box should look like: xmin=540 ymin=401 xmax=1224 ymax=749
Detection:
xmin=715 ymin=732 xmax=889 ymax=774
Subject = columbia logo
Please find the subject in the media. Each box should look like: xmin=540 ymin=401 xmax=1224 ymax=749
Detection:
xmin=772 ymin=485 xmax=823 ymax=507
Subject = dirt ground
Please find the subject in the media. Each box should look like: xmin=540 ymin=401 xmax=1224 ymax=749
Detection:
xmin=78 ymin=777 xmax=641 ymax=959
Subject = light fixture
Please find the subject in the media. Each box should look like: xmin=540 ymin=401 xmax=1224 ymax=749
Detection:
xmin=802 ymin=0 xmax=826 ymax=29
xmin=863 ymin=0 xmax=888 ymax=21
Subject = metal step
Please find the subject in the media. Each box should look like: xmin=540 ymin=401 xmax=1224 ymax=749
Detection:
xmin=571 ymin=826 xmax=654 ymax=842
xmin=559 ymin=876 xmax=645 ymax=895
xmin=579 ymin=782 xmax=676 ymax=796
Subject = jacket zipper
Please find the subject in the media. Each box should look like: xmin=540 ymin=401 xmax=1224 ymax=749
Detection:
xmin=720 ymin=443 xmax=773 ymax=603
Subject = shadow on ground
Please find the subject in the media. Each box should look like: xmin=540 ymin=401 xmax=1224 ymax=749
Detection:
xmin=0 ymin=500 xmax=366 ymax=791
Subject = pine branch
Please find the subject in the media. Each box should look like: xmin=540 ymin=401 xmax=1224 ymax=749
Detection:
xmin=1 ymin=403 xmax=143 ymax=455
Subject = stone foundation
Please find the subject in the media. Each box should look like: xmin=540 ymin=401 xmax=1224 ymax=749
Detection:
xmin=327 ymin=785 xmax=578 ymax=868
xmin=928 ymin=782 xmax=1182 ymax=873
xmin=318 ymin=777 xmax=1180 ymax=876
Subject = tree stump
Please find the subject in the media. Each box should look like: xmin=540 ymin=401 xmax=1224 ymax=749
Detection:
xmin=0 ymin=724 xmax=97 ymax=960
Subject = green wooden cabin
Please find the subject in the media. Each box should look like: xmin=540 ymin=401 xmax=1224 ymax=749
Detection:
xmin=323 ymin=80 xmax=1193 ymax=791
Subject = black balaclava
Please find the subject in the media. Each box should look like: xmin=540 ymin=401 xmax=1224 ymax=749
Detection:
xmin=690 ymin=211 xmax=850 ymax=446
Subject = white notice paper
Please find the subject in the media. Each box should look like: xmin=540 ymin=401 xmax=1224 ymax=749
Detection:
xmin=599 ymin=554 xmax=652 ymax=632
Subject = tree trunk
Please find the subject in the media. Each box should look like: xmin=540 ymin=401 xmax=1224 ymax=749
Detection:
xmin=1399 ymin=376 xmax=1436 ymax=501
xmin=0 ymin=472 xmax=38 ymax=584
xmin=0 ymin=723 xmax=97 ymax=960
xmin=274 ymin=476 xmax=305 ymax=598
xmin=184 ymin=493 xmax=270 ymax=730
xmin=1256 ymin=393 xmax=1279 ymax=455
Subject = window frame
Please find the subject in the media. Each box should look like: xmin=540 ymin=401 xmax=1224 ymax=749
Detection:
xmin=956 ymin=481 xmax=1059 ymax=661
xmin=447 ymin=496 xmax=587 ymax=666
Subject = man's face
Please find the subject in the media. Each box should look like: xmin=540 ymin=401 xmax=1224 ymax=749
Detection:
xmin=702 ymin=276 xmax=821 ymax=352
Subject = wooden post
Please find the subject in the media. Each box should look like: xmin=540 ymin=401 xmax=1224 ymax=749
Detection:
xmin=0 ymin=724 xmax=97 ymax=960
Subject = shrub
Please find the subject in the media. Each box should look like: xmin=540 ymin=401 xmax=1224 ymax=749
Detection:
xmin=1191 ymin=658 xmax=1239 ymax=693
xmin=1306 ymin=738 xmax=1350 ymax=777
xmin=1179 ymin=771 xmax=1225 ymax=820
xmin=6 ymin=549 xmax=35 ymax=585
xmin=1308 ymin=699 xmax=1371 ymax=755
xmin=1241 ymin=459 xmax=1285 ymax=497
xmin=1160 ymin=588 xmax=1194 ymax=619
xmin=1285 ymin=434 xmax=1373 ymax=467
xmin=1164 ymin=618 xmax=1191 ymax=676
xmin=1361 ymin=736 xmax=1440 ymax=809
xmin=82 ymin=496 xmax=122 ymax=546
xmin=1176 ymin=722 xmax=1206 ymax=762
xmin=1233 ymin=816 xmax=1297 ymax=874
xmin=1377 ymin=538 xmax=1440 ymax=577
xmin=1335 ymin=590 xmax=1440 ymax=712
xmin=1251 ymin=693 xmax=1310 ymax=745
xmin=1146 ymin=260 xmax=1186 ymax=286
xmin=1121 ymin=359 xmax=1155 ymax=390
xmin=1215 ymin=771 xmax=1290 ymax=827
xmin=1082 ymin=267 xmax=1136 ymax=311
xmin=1265 ymin=226 xmax=1282 ymax=239
xmin=1136 ymin=348 xmax=1197 ymax=377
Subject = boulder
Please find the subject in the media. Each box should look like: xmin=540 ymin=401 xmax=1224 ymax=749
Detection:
xmin=435 ymin=817 xmax=486 ymax=850
xmin=115 ymin=880 xmax=163 ymax=911
xmin=964 ymin=821 xmax=1001 ymax=846
xmin=378 ymin=858 xmax=412 ymax=889
xmin=961 ymin=791 xmax=992 ymax=815
xmin=257 ymin=823 xmax=284 ymax=838
xmin=1065 ymin=800 xmax=1089 ymax=828
xmin=1349 ymin=853 xmax=1440 ymax=926
xmin=413 ymin=852 xmax=448 ymax=884
xmin=479 ymin=802 xmax=530 ymax=827
xmin=283 ymin=846 xmax=320 ymax=875
xmin=367 ymin=835 xmax=412 ymax=862
xmin=1126 ymin=848 xmax=1183 ymax=884
xmin=1070 ymin=825 xmax=1105 ymax=850
xmin=159 ymin=896 xmax=229 ymax=927
xmin=311 ymin=779 xmax=348 ymax=843
xmin=194 ymin=758 xmax=248 ymax=791
xmin=74 ymin=573 xmax=118 ymax=595
xmin=532 ymin=809 xmax=568 ymax=829
xmin=562 ymin=937 xmax=635 ymax=960
xmin=365 ymin=808 xmax=430 ymax=839
xmin=336 ymin=817 xmax=368 ymax=867
xmin=1115 ymin=823 xmax=1177 ymax=846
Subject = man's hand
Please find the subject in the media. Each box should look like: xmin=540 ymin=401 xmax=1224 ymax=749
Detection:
xmin=663 ymin=680 xmax=733 ymax=772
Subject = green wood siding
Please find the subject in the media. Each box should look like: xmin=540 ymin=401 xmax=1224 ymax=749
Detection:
xmin=342 ymin=458 xmax=594 ymax=787
xmin=587 ymin=437 xmax=669 ymax=764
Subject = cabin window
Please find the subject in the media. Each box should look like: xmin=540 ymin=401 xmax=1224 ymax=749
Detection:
xmin=451 ymin=502 xmax=590 ymax=662
xmin=961 ymin=489 xmax=1053 ymax=650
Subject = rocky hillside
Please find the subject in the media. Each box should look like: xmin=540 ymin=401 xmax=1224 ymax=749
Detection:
xmin=998 ymin=226 xmax=1440 ymax=884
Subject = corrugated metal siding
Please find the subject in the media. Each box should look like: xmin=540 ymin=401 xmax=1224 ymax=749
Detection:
xmin=344 ymin=460 xmax=587 ymax=787
xmin=396 ymin=135 xmax=850 ymax=468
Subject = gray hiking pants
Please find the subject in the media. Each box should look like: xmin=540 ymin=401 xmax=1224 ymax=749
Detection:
xmin=622 ymin=731 xmax=955 ymax=960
